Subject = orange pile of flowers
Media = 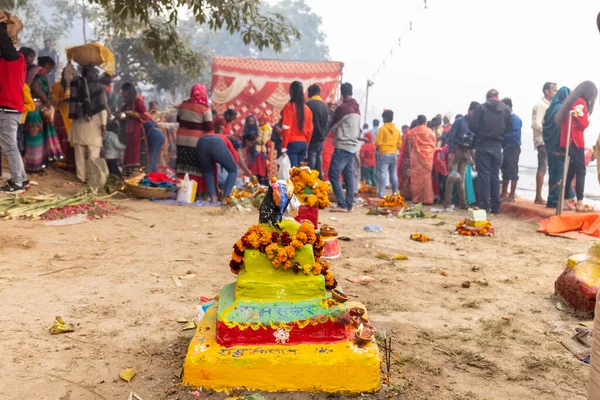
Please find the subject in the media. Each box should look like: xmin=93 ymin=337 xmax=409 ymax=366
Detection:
xmin=230 ymin=221 xmax=337 ymax=290
xmin=410 ymin=233 xmax=431 ymax=242
xmin=379 ymin=193 xmax=407 ymax=208
xmin=455 ymin=220 xmax=493 ymax=236
xmin=359 ymin=182 xmax=377 ymax=195
xmin=290 ymin=168 xmax=330 ymax=209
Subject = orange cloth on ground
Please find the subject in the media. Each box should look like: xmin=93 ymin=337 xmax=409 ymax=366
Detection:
xmin=537 ymin=214 xmax=600 ymax=237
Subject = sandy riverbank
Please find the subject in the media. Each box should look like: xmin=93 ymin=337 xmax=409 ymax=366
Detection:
xmin=0 ymin=170 xmax=594 ymax=399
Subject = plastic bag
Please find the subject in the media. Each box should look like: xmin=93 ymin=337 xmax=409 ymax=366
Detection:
xmin=277 ymin=154 xmax=291 ymax=181
xmin=177 ymin=173 xmax=198 ymax=203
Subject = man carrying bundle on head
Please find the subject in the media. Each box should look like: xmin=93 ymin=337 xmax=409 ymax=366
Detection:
xmin=0 ymin=11 xmax=28 ymax=192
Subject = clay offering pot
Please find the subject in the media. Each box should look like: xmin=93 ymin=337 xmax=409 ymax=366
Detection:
xmin=350 ymin=316 xmax=361 ymax=328
xmin=331 ymin=289 xmax=348 ymax=303
xmin=354 ymin=331 xmax=374 ymax=346
xmin=320 ymin=225 xmax=338 ymax=237
xmin=349 ymin=307 xmax=365 ymax=318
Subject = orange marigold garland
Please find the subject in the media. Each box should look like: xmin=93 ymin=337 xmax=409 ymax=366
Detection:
xmin=230 ymin=221 xmax=337 ymax=289
xmin=455 ymin=220 xmax=493 ymax=236
xmin=410 ymin=233 xmax=431 ymax=242
xmin=290 ymin=167 xmax=330 ymax=209
xmin=379 ymin=193 xmax=407 ymax=208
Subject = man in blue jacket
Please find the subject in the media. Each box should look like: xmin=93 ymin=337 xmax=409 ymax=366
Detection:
xmin=500 ymin=98 xmax=522 ymax=202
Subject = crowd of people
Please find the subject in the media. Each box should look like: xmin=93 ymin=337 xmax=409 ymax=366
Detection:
xmin=0 ymin=22 xmax=598 ymax=213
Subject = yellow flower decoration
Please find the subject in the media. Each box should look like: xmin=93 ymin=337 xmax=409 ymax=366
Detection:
xmin=290 ymin=167 xmax=330 ymax=209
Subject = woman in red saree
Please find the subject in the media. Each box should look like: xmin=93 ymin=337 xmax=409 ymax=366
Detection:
xmin=408 ymin=115 xmax=436 ymax=205
xmin=120 ymin=83 xmax=152 ymax=176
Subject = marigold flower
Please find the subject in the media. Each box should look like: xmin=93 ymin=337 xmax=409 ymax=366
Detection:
xmin=265 ymin=243 xmax=279 ymax=260
xmin=291 ymin=239 xmax=304 ymax=250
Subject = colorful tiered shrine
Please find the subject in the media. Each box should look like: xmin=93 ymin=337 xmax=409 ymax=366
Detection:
xmin=183 ymin=192 xmax=380 ymax=393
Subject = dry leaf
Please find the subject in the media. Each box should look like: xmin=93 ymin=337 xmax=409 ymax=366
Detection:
xmin=172 ymin=276 xmax=182 ymax=288
xmin=182 ymin=321 xmax=197 ymax=331
xmin=376 ymin=253 xmax=391 ymax=260
xmin=49 ymin=316 xmax=74 ymax=334
xmin=175 ymin=317 xmax=189 ymax=323
xmin=178 ymin=274 xmax=196 ymax=280
xmin=128 ymin=391 xmax=144 ymax=400
xmin=390 ymin=254 xmax=408 ymax=260
xmin=120 ymin=368 xmax=136 ymax=383
xmin=346 ymin=275 xmax=375 ymax=284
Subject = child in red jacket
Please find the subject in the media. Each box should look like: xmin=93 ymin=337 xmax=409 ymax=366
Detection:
xmin=360 ymin=131 xmax=376 ymax=186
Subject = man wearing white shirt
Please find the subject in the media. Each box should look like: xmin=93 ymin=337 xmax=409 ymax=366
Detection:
xmin=531 ymin=82 xmax=557 ymax=204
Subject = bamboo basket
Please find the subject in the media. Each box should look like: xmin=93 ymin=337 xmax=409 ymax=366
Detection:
xmin=66 ymin=43 xmax=116 ymax=75
xmin=0 ymin=11 xmax=23 ymax=44
xmin=124 ymin=182 xmax=174 ymax=200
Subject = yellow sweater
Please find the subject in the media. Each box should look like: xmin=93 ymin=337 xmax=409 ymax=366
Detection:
xmin=375 ymin=122 xmax=402 ymax=155
xmin=21 ymin=84 xmax=35 ymax=124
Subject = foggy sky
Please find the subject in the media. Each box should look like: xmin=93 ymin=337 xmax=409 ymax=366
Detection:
xmin=306 ymin=0 xmax=600 ymax=163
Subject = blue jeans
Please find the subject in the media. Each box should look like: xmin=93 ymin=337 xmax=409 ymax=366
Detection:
xmin=146 ymin=128 xmax=165 ymax=173
xmin=196 ymin=136 xmax=238 ymax=197
xmin=329 ymin=148 xmax=355 ymax=210
xmin=307 ymin=141 xmax=324 ymax=179
xmin=376 ymin=153 xmax=398 ymax=197
xmin=475 ymin=146 xmax=503 ymax=213
xmin=287 ymin=141 xmax=307 ymax=167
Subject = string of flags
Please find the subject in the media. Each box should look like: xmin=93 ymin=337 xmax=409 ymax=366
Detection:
xmin=367 ymin=0 xmax=429 ymax=83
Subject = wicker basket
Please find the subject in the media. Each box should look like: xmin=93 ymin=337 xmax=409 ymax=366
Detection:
xmin=67 ymin=43 xmax=104 ymax=66
xmin=0 ymin=11 xmax=23 ymax=44
xmin=124 ymin=182 xmax=174 ymax=200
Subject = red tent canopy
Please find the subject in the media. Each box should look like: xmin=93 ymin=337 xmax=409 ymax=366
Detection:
xmin=211 ymin=57 xmax=343 ymax=132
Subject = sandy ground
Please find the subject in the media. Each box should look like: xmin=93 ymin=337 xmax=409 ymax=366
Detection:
xmin=0 ymin=168 xmax=594 ymax=400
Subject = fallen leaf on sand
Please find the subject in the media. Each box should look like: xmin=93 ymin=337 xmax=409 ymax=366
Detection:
xmin=182 ymin=321 xmax=197 ymax=331
xmin=178 ymin=274 xmax=196 ymax=280
xmin=440 ymin=271 xmax=449 ymax=277
xmin=172 ymin=276 xmax=183 ymax=288
xmin=376 ymin=253 xmax=408 ymax=261
xmin=556 ymin=302 xmax=564 ymax=311
xmin=346 ymin=275 xmax=375 ymax=284
xmin=120 ymin=368 xmax=136 ymax=383
xmin=128 ymin=391 xmax=144 ymax=400
xmin=49 ymin=316 xmax=74 ymax=334
xmin=175 ymin=317 xmax=189 ymax=323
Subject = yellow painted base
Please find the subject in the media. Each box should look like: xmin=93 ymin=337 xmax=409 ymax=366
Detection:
xmin=182 ymin=306 xmax=381 ymax=394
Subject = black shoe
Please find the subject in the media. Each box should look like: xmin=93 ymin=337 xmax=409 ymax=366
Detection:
xmin=1 ymin=180 xmax=26 ymax=192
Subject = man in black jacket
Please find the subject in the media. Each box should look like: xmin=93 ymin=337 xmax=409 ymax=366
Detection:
xmin=469 ymin=89 xmax=512 ymax=214
xmin=306 ymin=84 xmax=330 ymax=179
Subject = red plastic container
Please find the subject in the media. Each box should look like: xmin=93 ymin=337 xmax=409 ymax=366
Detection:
xmin=295 ymin=205 xmax=319 ymax=228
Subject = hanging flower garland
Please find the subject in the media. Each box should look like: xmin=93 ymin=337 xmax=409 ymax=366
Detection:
xmin=455 ymin=220 xmax=493 ymax=236
xmin=230 ymin=221 xmax=337 ymax=290
xmin=290 ymin=168 xmax=330 ymax=209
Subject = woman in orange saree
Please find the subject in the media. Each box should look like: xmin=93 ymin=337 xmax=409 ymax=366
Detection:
xmin=408 ymin=115 xmax=436 ymax=205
